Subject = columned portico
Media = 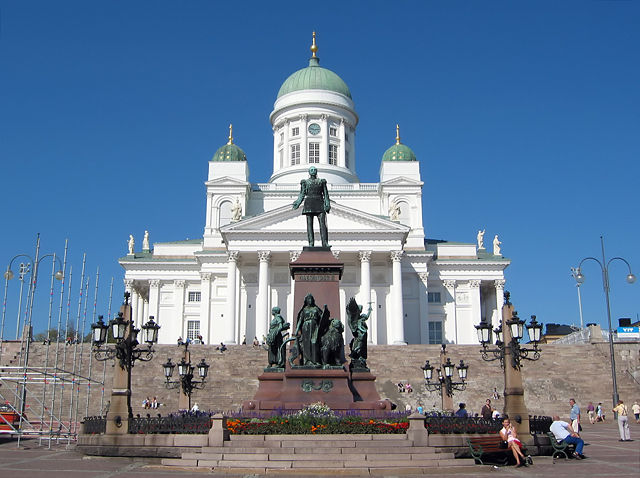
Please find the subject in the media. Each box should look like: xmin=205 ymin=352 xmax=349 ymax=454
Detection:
xmin=417 ymin=272 xmax=429 ymax=344
xmin=148 ymin=279 xmax=160 ymax=322
xmin=359 ymin=250 xmax=372 ymax=342
xmin=467 ymin=280 xmax=481 ymax=344
xmin=256 ymin=251 xmax=271 ymax=342
xmin=389 ymin=251 xmax=405 ymax=345
xmin=225 ymin=251 xmax=239 ymax=344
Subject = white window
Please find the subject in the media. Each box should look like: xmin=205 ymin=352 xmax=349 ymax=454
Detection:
xmin=427 ymin=292 xmax=441 ymax=303
xmin=291 ymin=127 xmax=299 ymax=137
xmin=279 ymin=132 xmax=284 ymax=144
xmin=279 ymin=149 xmax=284 ymax=168
xmin=428 ymin=321 xmax=443 ymax=344
xmin=188 ymin=291 xmax=201 ymax=302
xmin=219 ymin=201 xmax=232 ymax=227
xmin=290 ymin=144 xmax=300 ymax=165
xmin=329 ymin=127 xmax=337 ymax=137
xmin=345 ymin=150 xmax=350 ymax=168
xmin=329 ymin=144 xmax=338 ymax=165
xmin=187 ymin=320 xmax=200 ymax=341
xmin=308 ymin=143 xmax=320 ymax=163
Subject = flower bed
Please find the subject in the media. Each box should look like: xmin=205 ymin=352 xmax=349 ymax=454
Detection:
xmin=227 ymin=402 xmax=409 ymax=435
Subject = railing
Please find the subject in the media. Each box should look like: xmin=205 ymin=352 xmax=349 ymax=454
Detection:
xmin=423 ymin=415 xmax=501 ymax=434
xmin=252 ymin=183 xmax=379 ymax=193
xmin=128 ymin=413 xmax=212 ymax=434
xmin=529 ymin=415 xmax=553 ymax=435
xmin=82 ymin=416 xmax=106 ymax=434
xmin=552 ymin=328 xmax=591 ymax=345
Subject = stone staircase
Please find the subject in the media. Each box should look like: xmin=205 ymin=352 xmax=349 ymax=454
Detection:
xmin=1 ymin=341 xmax=638 ymax=419
xmin=161 ymin=433 xmax=474 ymax=472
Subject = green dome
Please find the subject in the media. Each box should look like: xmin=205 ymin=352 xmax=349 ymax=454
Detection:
xmin=277 ymin=57 xmax=352 ymax=99
xmin=382 ymin=143 xmax=417 ymax=162
xmin=212 ymin=143 xmax=247 ymax=162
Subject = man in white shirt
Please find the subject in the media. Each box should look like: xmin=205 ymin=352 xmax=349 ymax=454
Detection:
xmin=550 ymin=415 xmax=585 ymax=459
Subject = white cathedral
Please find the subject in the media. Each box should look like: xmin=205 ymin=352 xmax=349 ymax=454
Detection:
xmin=120 ymin=35 xmax=509 ymax=346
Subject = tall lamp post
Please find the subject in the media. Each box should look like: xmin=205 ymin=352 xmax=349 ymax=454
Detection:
xmin=572 ymin=236 xmax=636 ymax=410
xmin=91 ymin=292 xmax=160 ymax=434
xmin=475 ymin=291 xmax=543 ymax=436
xmin=2 ymin=235 xmax=63 ymax=420
xmin=163 ymin=342 xmax=209 ymax=410
xmin=421 ymin=344 xmax=468 ymax=411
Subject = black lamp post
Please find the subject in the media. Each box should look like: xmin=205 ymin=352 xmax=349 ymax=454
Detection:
xmin=421 ymin=345 xmax=469 ymax=398
xmin=91 ymin=292 xmax=159 ymax=418
xmin=163 ymin=342 xmax=209 ymax=410
xmin=475 ymin=292 xmax=543 ymax=370
xmin=573 ymin=236 xmax=636 ymax=410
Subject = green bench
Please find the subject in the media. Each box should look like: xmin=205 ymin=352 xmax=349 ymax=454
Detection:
xmin=466 ymin=436 xmax=511 ymax=466
xmin=546 ymin=432 xmax=576 ymax=459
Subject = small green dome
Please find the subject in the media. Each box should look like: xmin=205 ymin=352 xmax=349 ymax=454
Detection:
xmin=212 ymin=143 xmax=247 ymax=162
xmin=382 ymin=143 xmax=416 ymax=162
xmin=211 ymin=124 xmax=247 ymax=162
xmin=277 ymin=57 xmax=352 ymax=99
xmin=382 ymin=125 xmax=417 ymax=161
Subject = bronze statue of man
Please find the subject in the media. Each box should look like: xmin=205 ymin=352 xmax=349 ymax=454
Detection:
xmin=293 ymin=166 xmax=330 ymax=248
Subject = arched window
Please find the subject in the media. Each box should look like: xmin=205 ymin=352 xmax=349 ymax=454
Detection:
xmin=398 ymin=201 xmax=410 ymax=226
xmin=219 ymin=201 xmax=233 ymax=227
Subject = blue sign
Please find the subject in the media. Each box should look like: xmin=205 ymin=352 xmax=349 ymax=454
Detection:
xmin=617 ymin=327 xmax=639 ymax=338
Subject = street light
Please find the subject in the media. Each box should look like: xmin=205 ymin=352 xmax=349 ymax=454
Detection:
xmin=163 ymin=342 xmax=209 ymax=410
xmin=91 ymin=293 xmax=159 ymax=418
xmin=421 ymin=344 xmax=469 ymax=399
xmin=475 ymin=294 xmax=543 ymax=370
xmin=573 ymin=236 xmax=636 ymax=410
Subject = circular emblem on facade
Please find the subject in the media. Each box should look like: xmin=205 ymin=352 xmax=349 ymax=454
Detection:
xmin=308 ymin=123 xmax=321 ymax=135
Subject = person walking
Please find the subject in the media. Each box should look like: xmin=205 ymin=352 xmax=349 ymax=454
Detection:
xmin=569 ymin=398 xmax=581 ymax=432
xmin=481 ymin=399 xmax=493 ymax=420
xmin=613 ymin=400 xmax=631 ymax=441
xmin=587 ymin=401 xmax=596 ymax=424
xmin=632 ymin=401 xmax=640 ymax=424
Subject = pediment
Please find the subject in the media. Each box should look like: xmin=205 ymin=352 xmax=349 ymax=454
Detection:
xmin=220 ymin=202 xmax=410 ymax=235
xmin=380 ymin=176 xmax=424 ymax=186
xmin=205 ymin=176 xmax=250 ymax=186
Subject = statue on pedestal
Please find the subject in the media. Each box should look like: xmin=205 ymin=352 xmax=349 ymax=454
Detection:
xmin=493 ymin=234 xmax=502 ymax=255
xmin=347 ymin=297 xmax=371 ymax=370
xmin=266 ymin=307 xmax=289 ymax=368
xmin=294 ymin=293 xmax=330 ymax=367
xmin=477 ymin=229 xmax=485 ymax=250
xmin=142 ymin=230 xmax=150 ymax=251
xmin=231 ymin=199 xmax=242 ymax=222
xmin=321 ymin=319 xmax=345 ymax=368
xmin=293 ymin=166 xmax=331 ymax=248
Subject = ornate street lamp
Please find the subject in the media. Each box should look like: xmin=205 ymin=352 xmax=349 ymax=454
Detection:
xmin=573 ymin=236 xmax=635 ymax=410
xmin=475 ymin=293 xmax=542 ymax=370
xmin=163 ymin=342 xmax=209 ymax=410
xmin=421 ymin=345 xmax=469 ymax=398
xmin=91 ymin=293 xmax=159 ymax=420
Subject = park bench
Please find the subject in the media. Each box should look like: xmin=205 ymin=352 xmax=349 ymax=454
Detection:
xmin=466 ymin=435 xmax=512 ymax=465
xmin=546 ymin=432 xmax=576 ymax=459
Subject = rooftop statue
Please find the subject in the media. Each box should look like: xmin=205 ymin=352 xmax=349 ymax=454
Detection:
xmin=493 ymin=234 xmax=502 ymax=255
xmin=127 ymin=234 xmax=135 ymax=255
xmin=293 ymin=166 xmax=331 ymax=248
xmin=477 ymin=229 xmax=485 ymax=250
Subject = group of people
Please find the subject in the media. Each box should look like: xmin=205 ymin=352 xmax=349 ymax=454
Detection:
xmin=397 ymin=382 xmax=413 ymax=393
xmin=480 ymin=399 xmax=501 ymax=420
xmin=142 ymin=396 xmax=159 ymax=409
xmin=569 ymin=397 xmax=635 ymax=442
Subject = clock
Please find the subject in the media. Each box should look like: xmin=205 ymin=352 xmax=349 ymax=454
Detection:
xmin=308 ymin=123 xmax=321 ymax=135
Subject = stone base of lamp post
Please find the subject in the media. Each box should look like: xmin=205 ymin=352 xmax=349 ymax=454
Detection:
xmin=501 ymin=302 xmax=531 ymax=441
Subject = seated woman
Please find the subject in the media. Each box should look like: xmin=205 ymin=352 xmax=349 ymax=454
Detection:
xmin=499 ymin=418 xmax=528 ymax=467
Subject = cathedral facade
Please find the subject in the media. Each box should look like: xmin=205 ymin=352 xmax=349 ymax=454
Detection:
xmin=120 ymin=36 xmax=509 ymax=346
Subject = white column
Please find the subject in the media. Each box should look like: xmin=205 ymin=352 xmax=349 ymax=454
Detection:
xmin=359 ymin=251 xmax=373 ymax=343
xmin=148 ymin=279 xmax=160 ymax=322
xmin=200 ymin=273 xmax=212 ymax=344
xmin=443 ymin=280 xmax=457 ymax=344
xmin=273 ymin=124 xmax=279 ymax=172
xmin=256 ymin=251 xmax=271 ymax=342
xmin=173 ymin=280 xmax=185 ymax=342
xmin=339 ymin=118 xmax=346 ymax=168
xmin=284 ymin=119 xmax=290 ymax=166
xmin=418 ymin=272 xmax=429 ymax=344
xmin=300 ymin=114 xmax=308 ymax=164
xmin=136 ymin=290 xmax=144 ymax=328
xmin=494 ymin=279 xmax=505 ymax=329
xmin=468 ymin=280 xmax=482 ymax=344
xmin=128 ymin=282 xmax=139 ymax=327
xmin=389 ymin=251 xmax=406 ymax=345
xmin=224 ymin=251 xmax=239 ymax=344
xmin=321 ymin=114 xmax=329 ymax=164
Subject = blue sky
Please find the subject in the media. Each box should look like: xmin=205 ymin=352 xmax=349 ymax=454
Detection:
xmin=1 ymin=1 xmax=638 ymax=338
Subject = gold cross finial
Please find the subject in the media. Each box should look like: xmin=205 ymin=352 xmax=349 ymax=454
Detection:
xmin=228 ymin=124 xmax=234 ymax=145
xmin=396 ymin=124 xmax=401 ymax=145
xmin=311 ymin=31 xmax=318 ymax=58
